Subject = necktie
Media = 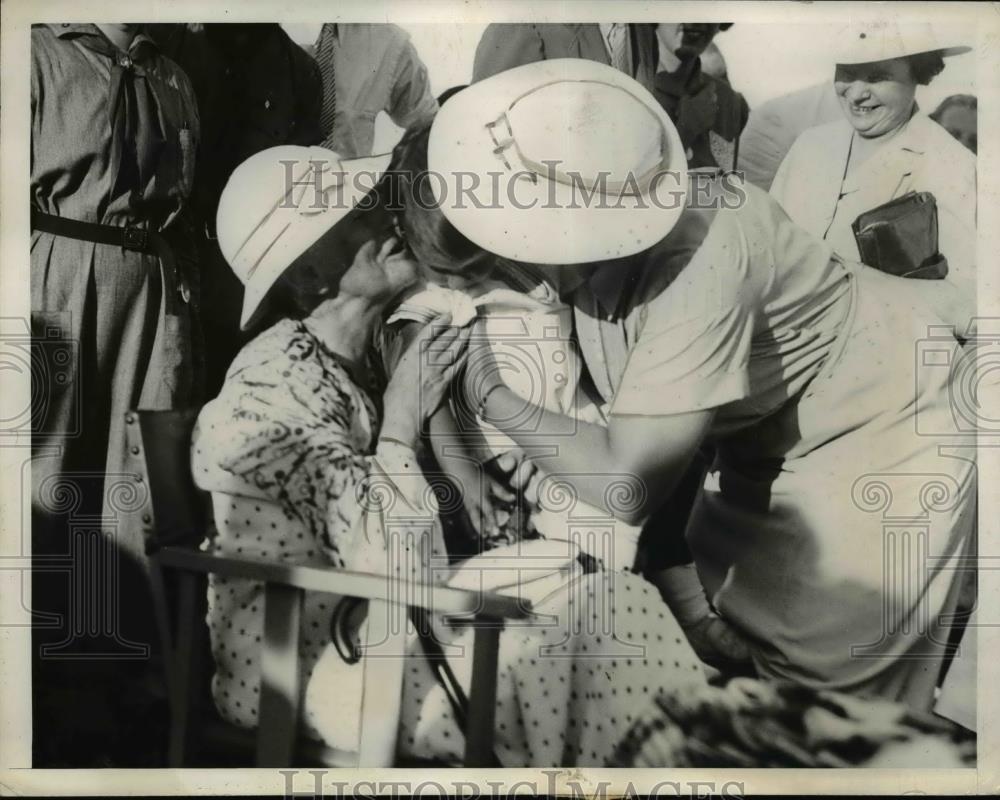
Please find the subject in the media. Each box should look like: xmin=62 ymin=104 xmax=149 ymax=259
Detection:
xmin=73 ymin=29 xmax=162 ymax=208
xmin=607 ymin=23 xmax=631 ymax=76
xmin=314 ymin=25 xmax=337 ymax=146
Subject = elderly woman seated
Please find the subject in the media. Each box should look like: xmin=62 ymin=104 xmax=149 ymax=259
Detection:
xmin=191 ymin=144 xmax=711 ymax=767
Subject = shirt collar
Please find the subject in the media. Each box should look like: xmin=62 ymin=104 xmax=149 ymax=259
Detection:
xmin=50 ymin=23 xmax=159 ymax=56
xmin=892 ymin=107 xmax=927 ymax=155
xmin=50 ymin=23 xmax=99 ymax=38
xmin=598 ymin=23 xmax=626 ymax=50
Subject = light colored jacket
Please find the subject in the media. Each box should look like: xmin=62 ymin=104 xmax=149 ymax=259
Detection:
xmin=473 ymin=23 xmax=658 ymax=91
xmin=316 ymin=23 xmax=437 ymax=158
xmin=771 ymin=113 xmax=977 ymax=333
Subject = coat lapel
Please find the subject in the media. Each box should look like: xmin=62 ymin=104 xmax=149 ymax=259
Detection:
xmin=630 ymin=23 xmax=657 ymax=90
xmin=574 ymin=24 xmax=611 ymax=65
xmin=572 ymin=290 xmax=616 ymax=404
xmin=808 ymin=120 xmax=854 ymax=239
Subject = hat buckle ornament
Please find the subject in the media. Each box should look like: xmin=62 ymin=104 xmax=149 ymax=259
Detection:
xmin=428 ymin=59 xmax=688 ymax=265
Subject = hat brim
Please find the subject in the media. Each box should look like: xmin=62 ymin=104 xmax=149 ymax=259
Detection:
xmin=428 ymin=58 xmax=688 ymax=266
xmin=239 ymin=152 xmax=392 ymax=330
xmin=835 ymin=44 xmax=972 ymax=65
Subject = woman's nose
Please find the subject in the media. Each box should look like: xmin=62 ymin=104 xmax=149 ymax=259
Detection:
xmin=843 ymin=82 xmax=871 ymax=103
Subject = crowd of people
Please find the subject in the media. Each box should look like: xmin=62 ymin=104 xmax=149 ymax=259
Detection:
xmin=30 ymin=20 xmax=978 ymax=767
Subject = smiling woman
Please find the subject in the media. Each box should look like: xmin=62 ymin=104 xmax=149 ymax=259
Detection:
xmin=833 ymin=57 xmax=924 ymax=140
xmin=770 ymin=22 xmax=976 ymax=335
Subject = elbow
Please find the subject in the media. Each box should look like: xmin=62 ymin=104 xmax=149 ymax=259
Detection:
xmin=602 ymin=471 xmax=655 ymax=527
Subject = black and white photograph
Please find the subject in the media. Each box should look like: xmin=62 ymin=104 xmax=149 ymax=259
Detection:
xmin=0 ymin=0 xmax=996 ymax=795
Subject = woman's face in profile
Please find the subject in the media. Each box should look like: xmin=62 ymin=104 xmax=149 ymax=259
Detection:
xmin=834 ymin=57 xmax=918 ymax=139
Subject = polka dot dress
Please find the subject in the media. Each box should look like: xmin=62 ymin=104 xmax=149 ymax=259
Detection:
xmin=390 ymin=568 xmax=704 ymax=766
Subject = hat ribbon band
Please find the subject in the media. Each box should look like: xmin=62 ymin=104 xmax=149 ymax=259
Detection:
xmin=486 ymin=110 xmax=671 ymax=197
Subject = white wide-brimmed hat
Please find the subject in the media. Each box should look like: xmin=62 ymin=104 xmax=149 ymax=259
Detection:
xmin=216 ymin=145 xmax=391 ymax=329
xmin=834 ymin=21 xmax=970 ymax=65
xmin=428 ymin=58 xmax=688 ymax=265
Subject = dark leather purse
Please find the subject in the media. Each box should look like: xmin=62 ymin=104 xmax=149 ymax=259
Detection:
xmin=851 ymin=191 xmax=949 ymax=280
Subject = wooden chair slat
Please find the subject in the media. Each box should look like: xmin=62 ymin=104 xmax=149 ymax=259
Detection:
xmin=139 ymin=408 xmax=519 ymax=768
xmin=167 ymin=570 xmax=204 ymax=766
xmin=357 ymin=599 xmax=408 ymax=766
xmin=156 ymin=546 xmax=531 ymax=620
xmin=464 ymin=621 xmax=503 ymax=767
xmin=256 ymin=583 xmax=304 ymax=767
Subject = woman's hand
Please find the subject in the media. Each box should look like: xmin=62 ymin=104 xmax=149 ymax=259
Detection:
xmin=380 ymin=315 xmax=472 ymax=447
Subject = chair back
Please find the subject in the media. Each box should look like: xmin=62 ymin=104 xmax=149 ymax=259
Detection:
xmin=133 ymin=408 xmax=208 ymax=551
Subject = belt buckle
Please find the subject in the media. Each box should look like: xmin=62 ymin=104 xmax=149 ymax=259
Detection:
xmin=122 ymin=226 xmax=148 ymax=252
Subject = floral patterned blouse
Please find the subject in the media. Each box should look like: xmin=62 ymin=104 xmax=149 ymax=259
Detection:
xmin=192 ymin=316 xmax=447 ymax=739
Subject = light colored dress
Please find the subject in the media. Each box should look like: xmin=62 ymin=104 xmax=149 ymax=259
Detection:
xmin=770 ymin=113 xmax=977 ymax=333
xmin=570 ymin=178 xmax=976 ymax=709
xmin=386 ymin=267 xmax=642 ymax=571
xmin=192 ymin=316 xmax=707 ymax=766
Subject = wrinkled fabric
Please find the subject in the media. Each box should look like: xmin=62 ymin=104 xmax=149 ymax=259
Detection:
xmin=574 ymin=178 xmax=975 ymax=707
xmin=473 ymin=23 xmax=658 ymax=92
xmin=314 ymin=24 xmax=437 ymax=159
xmin=30 ymin=25 xmax=201 ymax=764
xmin=31 ymin=21 xmax=200 ymax=587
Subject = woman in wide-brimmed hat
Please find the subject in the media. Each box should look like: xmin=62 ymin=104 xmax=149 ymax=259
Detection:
xmin=190 ymin=144 xmax=474 ymax=752
xmin=770 ymin=21 xmax=975 ymax=333
xmin=191 ymin=143 xmax=716 ymax=766
xmin=426 ymin=58 xmax=976 ymax=714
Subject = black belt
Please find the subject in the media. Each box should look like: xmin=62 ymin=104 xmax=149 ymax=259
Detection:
xmin=31 ymin=209 xmax=167 ymax=254
xmin=31 ymin=209 xmax=190 ymax=306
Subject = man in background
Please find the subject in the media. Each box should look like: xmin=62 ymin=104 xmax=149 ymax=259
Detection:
xmin=472 ymin=23 xmax=658 ymax=90
xmin=149 ymin=23 xmax=323 ymax=396
xmin=313 ymin=23 xmax=438 ymax=159
xmin=652 ymin=23 xmax=749 ymax=170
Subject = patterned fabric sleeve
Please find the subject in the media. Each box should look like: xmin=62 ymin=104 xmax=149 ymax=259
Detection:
xmin=205 ymin=323 xmax=433 ymax=573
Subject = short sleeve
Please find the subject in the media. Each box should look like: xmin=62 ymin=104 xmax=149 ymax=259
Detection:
xmin=610 ymin=218 xmax=755 ymax=417
xmin=472 ymin=24 xmax=546 ymax=82
xmin=387 ymin=38 xmax=437 ymax=130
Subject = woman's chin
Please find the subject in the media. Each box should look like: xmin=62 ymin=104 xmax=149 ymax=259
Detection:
xmin=848 ymin=116 xmax=893 ymax=138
